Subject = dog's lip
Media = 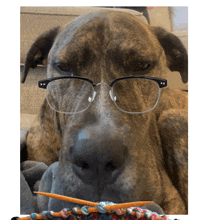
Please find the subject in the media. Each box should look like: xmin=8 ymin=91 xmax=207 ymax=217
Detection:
xmin=92 ymin=185 xmax=104 ymax=201
xmin=72 ymin=180 xmax=125 ymax=204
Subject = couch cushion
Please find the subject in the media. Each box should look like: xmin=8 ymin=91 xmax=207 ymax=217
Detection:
xmin=20 ymin=114 xmax=37 ymax=130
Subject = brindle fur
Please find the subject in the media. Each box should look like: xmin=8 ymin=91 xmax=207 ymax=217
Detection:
xmin=21 ymin=10 xmax=188 ymax=214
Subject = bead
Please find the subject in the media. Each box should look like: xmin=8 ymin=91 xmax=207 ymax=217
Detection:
xmin=40 ymin=211 xmax=47 ymax=220
xmin=30 ymin=213 xmax=37 ymax=220
xmin=135 ymin=212 xmax=142 ymax=219
xmin=115 ymin=209 xmax=122 ymax=215
xmin=81 ymin=206 xmax=90 ymax=215
xmin=72 ymin=207 xmax=79 ymax=215
xmin=144 ymin=210 xmax=152 ymax=219
xmin=161 ymin=215 xmax=168 ymax=220
xmin=126 ymin=208 xmax=132 ymax=216
xmin=134 ymin=208 xmax=142 ymax=219
xmin=151 ymin=213 xmax=158 ymax=220
xmin=96 ymin=202 xmax=108 ymax=213
xmin=44 ymin=211 xmax=54 ymax=218
xmin=60 ymin=208 xmax=69 ymax=218
xmin=135 ymin=208 xmax=143 ymax=212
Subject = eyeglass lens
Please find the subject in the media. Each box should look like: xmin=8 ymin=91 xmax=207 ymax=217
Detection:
xmin=112 ymin=78 xmax=160 ymax=113
xmin=46 ymin=78 xmax=94 ymax=114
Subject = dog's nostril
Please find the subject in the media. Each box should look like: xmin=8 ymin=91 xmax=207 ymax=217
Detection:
xmin=75 ymin=161 xmax=90 ymax=170
xmin=105 ymin=161 xmax=117 ymax=172
xmin=82 ymin=162 xmax=89 ymax=169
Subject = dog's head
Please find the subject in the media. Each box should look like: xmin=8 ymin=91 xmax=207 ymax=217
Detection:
xmin=22 ymin=10 xmax=188 ymax=214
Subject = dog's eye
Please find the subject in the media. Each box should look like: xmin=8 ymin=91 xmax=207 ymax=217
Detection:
xmin=56 ymin=63 xmax=72 ymax=73
xmin=133 ymin=62 xmax=150 ymax=71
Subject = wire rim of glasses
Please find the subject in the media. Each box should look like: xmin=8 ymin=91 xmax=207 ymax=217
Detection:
xmin=111 ymin=87 xmax=161 ymax=114
xmin=45 ymin=82 xmax=94 ymax=114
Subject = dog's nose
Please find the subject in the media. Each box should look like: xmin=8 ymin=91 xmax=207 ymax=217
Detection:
xmin=71 ymin=132 xmax=128 ymax=186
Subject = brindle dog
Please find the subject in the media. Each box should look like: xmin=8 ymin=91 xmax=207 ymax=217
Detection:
xmin=21 ymin=10 xmax=188 ymax=214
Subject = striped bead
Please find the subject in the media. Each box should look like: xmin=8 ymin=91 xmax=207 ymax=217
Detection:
xmin=81 ymin=206 xmax=90 ymax=215
xmin=96 ymin=202 xmax=108 ymax=213
xmin=60 ymin=208 xmax=69 ymax=218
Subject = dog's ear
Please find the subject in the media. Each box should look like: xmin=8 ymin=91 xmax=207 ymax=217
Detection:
xmin=21 ymin=26 xmax=60 ymax=83
xmin=152 ymin=27 xmax=188 ymax=83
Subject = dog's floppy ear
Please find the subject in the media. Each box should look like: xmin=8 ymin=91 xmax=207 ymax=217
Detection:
xmin=152 ymin=27 xmax=188 ymax=83
xmin=21 ymin=26 xmax=60 ymax=83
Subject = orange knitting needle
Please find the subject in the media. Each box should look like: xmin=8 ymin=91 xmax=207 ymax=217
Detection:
xmin=35 ymin=191 xmax=98 ymax=206
xmin=35 ymin=191 xmax=153 ymax=210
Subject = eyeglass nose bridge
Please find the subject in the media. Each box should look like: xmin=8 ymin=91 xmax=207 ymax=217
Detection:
xmin=88 ymin=82 xmax=116 ymax=103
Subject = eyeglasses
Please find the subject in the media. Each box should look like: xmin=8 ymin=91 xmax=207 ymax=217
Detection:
xmin=38 ymin=76 xmax=167 ymax=114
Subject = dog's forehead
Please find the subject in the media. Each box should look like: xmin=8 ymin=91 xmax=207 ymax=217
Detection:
xmin=59 ymin=10 xmax=151 ymax=42
xmin=49 ymin=11 xmax=160 ymax=61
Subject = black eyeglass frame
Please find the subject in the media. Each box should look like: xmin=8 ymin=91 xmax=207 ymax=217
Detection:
xmin=38 ymin=75 xmax=167 ymax=89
